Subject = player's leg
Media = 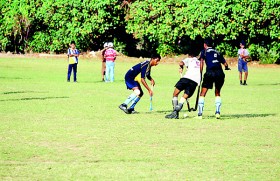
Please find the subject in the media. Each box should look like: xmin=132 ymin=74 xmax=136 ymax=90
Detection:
xmin=239 ymin=72 xmax=243 ymax=85
xmin=243 ymin=62 xmax=248 ymax=85
xmin=166 ymin=79 xmax=196 ymax=119
xmin=197 ymin=72 xmax=212 ymax=118
xmin=110 ymin=62 xmax=115 ymax=82
xmin=67 ymin=64 xmax=73 ymax=82
xmin=127 ymin=86 xmax=143 ymax=113
xmin=214 ymin=71 xmax=225 ymax=119
xmin=172 ymin=88 xmax=181 ymax=109
xmin=105 ymin=61 xmax=110 ymax=82
xmin=102 ymin=62 xmax=106 ymax=81
xmin=73 ymin=63 xmax=77 ymax=82
xmin=238 ymin=59 xmax=243 ymax=85
xmin=119 ymin=79 xmax=140 ymax=114
xmin=197 ymin=87 xmax=208 ymax=118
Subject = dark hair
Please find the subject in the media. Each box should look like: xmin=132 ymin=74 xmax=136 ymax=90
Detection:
xmin=151 ymin=53 xmax=161 ymax=60
xmin=240 ymin=40 xmax=246 ymax=46
xmin=204 ymin=38 xmax=213 ymax=47
xmin=188 ymin=49 xmax=198 ymax=57
xmin=70 ymin=41 xmax=76 ymax=45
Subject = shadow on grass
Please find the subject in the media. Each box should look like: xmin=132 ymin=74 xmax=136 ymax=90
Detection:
xmin=0 ymin=76 xmax=30 ymax=80
xmin=222 ymin=113 xmax=276 ymax=119
xmin=256 ymin=82 xmax=280 ymax=86
xmin=0 ymin=96 xmax=69 ymax=102
xmin=2 ymin=91 xmax=48 ymax=94
xmin=145 ymin=111 xmax=276 ymax=119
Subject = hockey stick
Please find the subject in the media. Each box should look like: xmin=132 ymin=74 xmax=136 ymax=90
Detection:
xmin=191 ymin=84 xmax=200 ymax=111
xmin=149 ymin=85 xmax=154 ymax=111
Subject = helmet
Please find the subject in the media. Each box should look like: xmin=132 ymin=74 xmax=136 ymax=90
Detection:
xmin=108 ymin=42 xmax=113 ymax=48
xmin=103 ymin=42 xmax=108 ymax=48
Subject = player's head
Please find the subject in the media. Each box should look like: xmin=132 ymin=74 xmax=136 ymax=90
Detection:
xmin=188 ymin=49 xmax=197 ymax=57
xmin=70 ymin=41 xmax=76 ymax=49
xmin=240 ymin=40 xmax=246 ymax=48
xmin=204 ymin=38 xmax=213 ymax=48
xmin=150 ymin=53 xmax=161 ymax=66
xmin=103 ymin=42 xmax=109 ymax=48
xmin=108 ymin=42 xmax=114 ymax=48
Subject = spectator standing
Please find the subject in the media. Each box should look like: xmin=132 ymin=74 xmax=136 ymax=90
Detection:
xmin=104 ymin=42 xmax=117 ymax=82
xmin=67 ymin=41 xmax=80 ymax=82
xmin=238 ymin=40 xmax=250 ymax=85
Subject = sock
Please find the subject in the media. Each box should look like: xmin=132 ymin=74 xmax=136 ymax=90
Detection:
xmin=240 ymin=80 xmax=242 ymax=84
xmin=244 ymin=80 xmax=247 ymax=84
xmin=198 ymin=96 xmax=205 ymax=116
xmin=172 ymin=97 xmax=178 ymax=110
xmin=179 ymin=97 xmax=186 ymax=104
xmin=124 ymin=93 xmax=137 ymax=105
xmin=215 ymin=96 xmax=222 ymax=114
xmin=129 ymin=97 xmax=141 ymax=110
xmin=174 ymin=103 xmax=183 ymax=112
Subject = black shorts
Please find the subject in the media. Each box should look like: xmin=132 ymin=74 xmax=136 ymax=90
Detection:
xmin=202 ymin=69 xmax=225 ymax=90
xmin=175 ymin=78 xmax=198 ymax=98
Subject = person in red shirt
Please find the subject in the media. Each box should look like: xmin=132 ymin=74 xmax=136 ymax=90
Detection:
xmin=101 ymin=42 xmax=108 ymax=81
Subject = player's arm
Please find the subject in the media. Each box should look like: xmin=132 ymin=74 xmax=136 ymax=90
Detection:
xmin=179 ymin=61 xmax=184 ymax=74
xmin=218 ymin=52 xmax=230 ymax=70
xmin=75 ymin=50 xmax=80 ymax=57
xmin=141 ymin=78 xmax=153 ymax=96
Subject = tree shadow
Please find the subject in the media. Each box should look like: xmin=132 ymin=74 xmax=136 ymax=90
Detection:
xmin=0 ymin=96 xmax=69 ymax=102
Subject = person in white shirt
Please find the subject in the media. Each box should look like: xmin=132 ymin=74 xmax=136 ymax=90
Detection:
xmin=165 ymin=50 xmax=201 ymax=119
xmin=238 ymin=40 xmax=250 ymax=85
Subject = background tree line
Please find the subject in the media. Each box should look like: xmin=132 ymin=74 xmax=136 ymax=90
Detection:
xmin=0 ymin=0 xmax=279 ymax=63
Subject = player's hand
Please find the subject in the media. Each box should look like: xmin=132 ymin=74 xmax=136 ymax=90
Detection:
xmin=149 ymin=89 xmax=153 ymax=97
xmin=225 ymin=66 xmax=231 ymax=70
xmin=151 ymin=79 xmax=155 ymax=86
xmin=178 ymin=68 xmax=183 ymax=74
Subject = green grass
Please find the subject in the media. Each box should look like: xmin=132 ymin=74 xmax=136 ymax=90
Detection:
xmin=0 ymin=57 xmax=280 ymax=180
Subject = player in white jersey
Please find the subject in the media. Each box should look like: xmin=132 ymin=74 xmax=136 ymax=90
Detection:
xmin=165 ymin=51 xmax=202 ymax=119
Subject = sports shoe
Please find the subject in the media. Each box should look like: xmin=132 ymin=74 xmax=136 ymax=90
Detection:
xmin=127 ymin=108 xmax=138 ymax=114
xmin=195 ymin=116 xmax=202 ymax=119
xmin=215 ymin=112 xmax=220 ymax=119
xmin=243 ymin=82 xmax=247 ymax=85
xmin=165 ymin=111 xmax=179 ymax=119
xmin=196 ymin=113 xmax=203 ymax=119
xmin=119 ymin=104 xmax=129 ymax=114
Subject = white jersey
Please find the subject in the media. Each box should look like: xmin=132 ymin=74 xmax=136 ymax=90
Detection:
xmin=182 ymin=57 xmax=201 ymax=84
xmin=238 ymin=48 xmax=249 ymax=59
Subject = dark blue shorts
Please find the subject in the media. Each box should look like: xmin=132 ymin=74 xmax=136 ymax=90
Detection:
xmin=125 ymin=77 xmax=140 ymax=90
xmin=175 ymin=78 xmax=198 ymax=98
xmin=202 ymin=69 xmax=225 ymax=90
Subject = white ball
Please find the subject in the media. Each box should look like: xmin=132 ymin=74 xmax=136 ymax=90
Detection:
xmin=183 ymin=113 xmax=188 ymax=118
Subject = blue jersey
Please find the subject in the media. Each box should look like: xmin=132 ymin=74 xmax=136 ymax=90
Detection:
xmin=199 ymin=47 xmax=225 ymax=71
xmin=67 ymin=48 xmax=80 ymax=64
xmin=125 ymin=60 xmax=152 ymax=80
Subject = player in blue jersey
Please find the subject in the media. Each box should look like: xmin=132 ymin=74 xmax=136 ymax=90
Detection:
xmin=67 ymin=41 xmax=80 ymax=82
xmin=197 ymin=38 xmax=231 ymax=119
xmin=119 ymin=54 xmax=161 ymax=114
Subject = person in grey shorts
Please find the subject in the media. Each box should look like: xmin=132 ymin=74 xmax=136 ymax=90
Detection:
xmin=238 ymin=40 xmax=250 ymax=85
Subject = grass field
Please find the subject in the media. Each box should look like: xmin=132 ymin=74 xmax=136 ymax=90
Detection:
xmin=0 ymin=56 xmax=280 ymax=180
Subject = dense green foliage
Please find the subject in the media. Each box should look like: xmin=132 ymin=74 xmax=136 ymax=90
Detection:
xmin=0 ymin=0 xmax=279 ymax=63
